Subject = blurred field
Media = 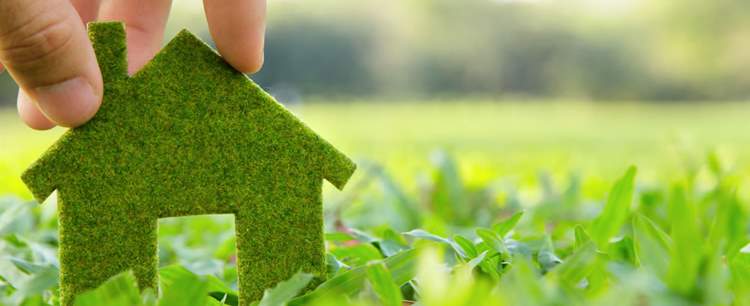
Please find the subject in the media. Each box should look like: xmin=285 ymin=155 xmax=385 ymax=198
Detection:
xmin=3 ymin=101 xmax=750 ymax=305
xmin=3 ymin=1 xmax=750 ymax=305
xmin=4 ymin=101 xmax=750 ymax=198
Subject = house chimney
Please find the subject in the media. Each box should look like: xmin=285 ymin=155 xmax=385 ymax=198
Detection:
xmin=87 ymin=22 xmax=128 ymax=83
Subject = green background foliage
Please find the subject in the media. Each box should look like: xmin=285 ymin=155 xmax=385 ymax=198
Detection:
xmin=2 ymin=0 xmax=750 ymax=102
xmin=3 ymin=99 xmax=750 ymax=305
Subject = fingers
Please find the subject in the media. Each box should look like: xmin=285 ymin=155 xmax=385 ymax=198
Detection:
xmin=18 ymin=90 xmax=56 ymax=130
xmin=14 ymin=0 xmax=101 ymax=130
xmin=99 ymin=0 xmax=172 ymax=74
xmin=70 ymin=0 xmax=101 ymax=23
xmin=0 ymin=0 xmax=103 ymax=127
xmin=203 ymin=0 xmax=266 ymax=73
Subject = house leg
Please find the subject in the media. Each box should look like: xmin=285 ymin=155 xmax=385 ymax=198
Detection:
xmin=57 ymin=197 xmax=158 ymax=306
xmin=234 ymin=182 xmax=326 ymax=305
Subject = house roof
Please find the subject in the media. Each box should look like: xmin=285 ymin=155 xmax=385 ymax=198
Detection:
xmin=22 ymin=22 xmax=356 ymax=204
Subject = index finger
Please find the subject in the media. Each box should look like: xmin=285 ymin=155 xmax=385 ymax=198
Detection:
xmin=203 ymin=0 xmax=266 ymax=74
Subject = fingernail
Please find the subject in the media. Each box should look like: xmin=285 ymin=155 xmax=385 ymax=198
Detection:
xmin=34 ymin=77 xmax=100 ymax=127
xmin=17 ymin=91 xmax=56 ymax=130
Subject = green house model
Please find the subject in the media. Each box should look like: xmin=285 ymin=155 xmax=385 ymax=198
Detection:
xmin=21 ymin=22 xmax=355 ymax=305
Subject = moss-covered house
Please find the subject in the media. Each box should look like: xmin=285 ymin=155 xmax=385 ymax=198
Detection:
xmin=21 ymin=22 xmax=355 ymax=306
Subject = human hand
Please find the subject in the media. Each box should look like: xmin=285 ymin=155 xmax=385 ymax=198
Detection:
xmin=0 ymin=0 xmax=266 ymax=130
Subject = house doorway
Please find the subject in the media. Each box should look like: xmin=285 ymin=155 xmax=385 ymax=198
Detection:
xmin=157 ymin=214 xmax=237 ymax=286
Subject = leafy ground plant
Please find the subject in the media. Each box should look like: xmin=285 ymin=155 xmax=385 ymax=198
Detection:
xmin=1 ymin=149 xmax=749 ymax=305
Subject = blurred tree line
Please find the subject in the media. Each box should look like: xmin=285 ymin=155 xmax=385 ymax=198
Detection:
xmin=2 ymin=0 xmax=750 ymax=105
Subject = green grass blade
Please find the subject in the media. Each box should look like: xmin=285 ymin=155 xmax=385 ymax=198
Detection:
xmin=258 ymin=272 xmax=314 ymax=306
xmin=289 ymin=249 xmax=417 ymax=305
xmin=590 ymin=166 xmax=637 ymax=249
xmin=703 ymin=247 xmax=732 ymax=305
xmin=403 ymin=229 xmax=467 ymax=258
xmin=476 ymin=228 xmax=509 ymax=256
xmin=502 ymin=256 xmax=546 ymax=305
xmin=730 ymin=253 xmax=750 ymax=306
xmin=453 ymin=234 xmax=478 ymax=258
xmin=74 ymin=271 xmax=141 ymax=306
xmin=553 ymin=241 xmax=597 ymax=286
xmin=9 ymin=258 xmax=47 ymax=275
xmin=609 ymin=235 xmax=637 ymax=266
xmin=705 ymin=183 xmax=740 ymax=253
xmin=332 ymin=243 xmax=383 ymax=266
xmin=492 ymin=210 xmax=524 ymax=238
xmin=374 ymin=167 xmax=423 ymax=229
xmin=667 ymin=185 xmax=700 ymax=295
xmin=573 ymin=224 xmax=592 ymax=251
xmin=466 ymin=251 xmax=489 ymax=270
xmin=537 ymin=236 xmax=562 ymax=272
xmin=632 ymin=213 xmax=671 ymax=278
xmin=365 ymin=263 xmax=402 ymax=306
xmin=430 ymin=151 xmax=467 ymax=223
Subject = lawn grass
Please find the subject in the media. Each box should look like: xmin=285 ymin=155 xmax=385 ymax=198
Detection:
xmin=2 ymin=101 xmax=750 ymax=305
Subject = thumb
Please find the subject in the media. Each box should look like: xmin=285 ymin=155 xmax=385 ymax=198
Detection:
xmin=0 ymin=0 xmax=102 ymax=127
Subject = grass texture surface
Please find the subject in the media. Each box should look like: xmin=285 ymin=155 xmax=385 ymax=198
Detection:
xmin=21 ymin=22 xmax=355 ymax=306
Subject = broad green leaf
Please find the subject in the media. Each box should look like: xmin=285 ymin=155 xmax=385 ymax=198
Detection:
xmin=403 ymin=229 xmax=467 ymax=258
xmin=326 ymin=253 xmax=349 ymax=278
xmin=378 ymin=228 xmax=409 ymax=257
xmin=537 ymin=236 xmax=562 ymax=273
xmin=9 ymin=258 xmax=47 ymax=275
xmin=632 ymin=213 xmax=671 ymax=278
xmin=430 ymin=150 xmax=468 ymax=223
xmin=325 ymin=232 xmax=355 ymax=242
xmin=466 ymin=251 xmax=489 ymax=271
xmin=553 ymin=241 xmax=597 ymax=286
xmin=331 ymin=243 xmax=383 ymax=267
xmin=74 ymin=271 xmax=140 ymax=306
xmin=492 ymin=210 xmax=525 ymax=238
xmin=590 ymin=166 xmax=637 ymax=249
xmin=705 ymin=195 xmax=727 ymax=251
xmin=573 ymin=224 xmax=591 ymax=251
xmin=18 ymin=295 xmax=47 ymax=306
xmin=213 ymin=235 xmax=236 ymax=261
xmin=206 ymin=274 xmax=236 ymax=293
xmin=608 ymin=235 xmax=637 ymax=266
xmin=289 ymin=249 xmax=417 ymax=305
xmin=10 ymin=265 xmax=58 ymax=303
xmin=160 ymin=265 xmax=235 ymax=306
xmin=349 ymin=229 xmax=378 ymax=243
xmin=707 ymin=150 xmax=724 ymax=176
xmin=704 ymin=248 xmax=731 ymax=305
xmin=730 ymin=252 xmax=750 ymax=306
xmin=209 ymin=292 xmax=238 ymax=306
xmin=476 ymin=228 xmax=509 ymax=256
xmin=470 ymin=239 xmax=503 ymax=281
xmin=584 ymin=259 xmax=609 ymax=296
xmin=158 ymin=266 xmax=210 ymax=306
xmin=258 ymin=272 xmax=313 ymax=306
xmin=503 ymin=256 xmax=546 ymax=305
xmin=453 ymin=234 xmax=478 ymax=258
xmin=365 ymin=263 xmax=402 ymax=306
xmin=705 ymin=182 xmax=745 ymax=255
